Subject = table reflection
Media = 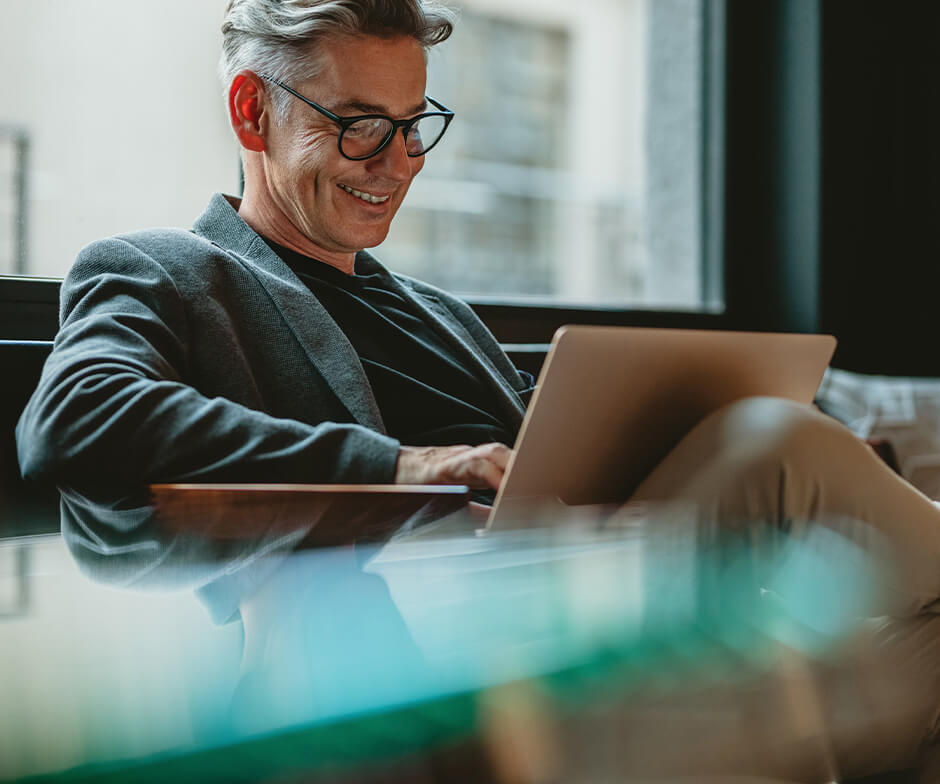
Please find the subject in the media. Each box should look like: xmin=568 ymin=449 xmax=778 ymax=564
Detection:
xmin=1 ymin=491 xmax=937 ymax=783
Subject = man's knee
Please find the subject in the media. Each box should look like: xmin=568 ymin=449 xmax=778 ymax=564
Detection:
xmin=632 ymin=396 xmax=866 ymax=506
xmin=702 ymin=396 xmax=860 ymax=468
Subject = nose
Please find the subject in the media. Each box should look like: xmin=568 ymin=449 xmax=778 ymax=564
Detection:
xmin=366 ymin=128 xmax=418 ymax=182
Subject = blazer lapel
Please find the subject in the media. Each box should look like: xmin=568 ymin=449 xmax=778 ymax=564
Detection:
xmin=192 ymin=194 xmax=387 ymax=433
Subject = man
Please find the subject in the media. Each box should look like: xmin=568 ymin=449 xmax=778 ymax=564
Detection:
xmin=14 ymin=0 xmax=940 ymax=589
xmin=12 ymin=0 xmax=940 ymax=773
xmin=17 ymin=0 xmax=525 ymax=497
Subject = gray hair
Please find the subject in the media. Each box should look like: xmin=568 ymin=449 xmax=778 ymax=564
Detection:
xmin=219 ymin=0 xmax=457 ymax=123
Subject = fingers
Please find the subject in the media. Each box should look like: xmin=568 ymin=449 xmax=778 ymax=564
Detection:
xmin=456 ymin=453 xmax=503 ymax=490
xmin=448 ymin=443 xmax=509 ymax=489
xmin=461 ymin=442 xmax=513 ymax=489
xmin=395 ymin=442 xmax=513 ymax=490
xmin=483 ymin=442 xmax=511 ymax=471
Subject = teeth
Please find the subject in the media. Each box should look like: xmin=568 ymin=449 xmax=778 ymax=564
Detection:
xmin=339 ymin=184 xmax=390 ymax=204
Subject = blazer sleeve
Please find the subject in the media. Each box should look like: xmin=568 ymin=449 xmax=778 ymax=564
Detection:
xmin=16 ymin=237 xmax=401 ymax=488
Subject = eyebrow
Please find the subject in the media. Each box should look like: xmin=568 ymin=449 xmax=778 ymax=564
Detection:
xmin=333 ymin=98 xmax=429 ymax=117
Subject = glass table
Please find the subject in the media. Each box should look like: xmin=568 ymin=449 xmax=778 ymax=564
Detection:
xmin=0 ymin=500 xmax=934 ymax=783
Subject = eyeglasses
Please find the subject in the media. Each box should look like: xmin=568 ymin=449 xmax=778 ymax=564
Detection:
xmin=260 ymin=75 xmax=454 ymax=161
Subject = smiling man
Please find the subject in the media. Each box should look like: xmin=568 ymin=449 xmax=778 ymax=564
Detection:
xmin=17 ymin=0 xmax=531 ymax=496
xmin=14 ymin=0 xmax=940 ymax=619
xmin=13 ymin=1 xmax=940 ymax=774
xmin=232 ymin=35 xmax=436 ymax=270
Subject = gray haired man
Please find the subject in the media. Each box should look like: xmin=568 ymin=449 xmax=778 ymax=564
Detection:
xmin=16 ymin=0 xmax=940 ymax=599
xmin=19 ymin=0 xmax=527 ymax=494
xmin=13 ymin=0 xmax=940 ymax=772
xmin=15 ymin=0 xmax=940 ymax=598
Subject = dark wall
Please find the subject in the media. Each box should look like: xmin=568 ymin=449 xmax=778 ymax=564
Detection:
xmin=722 ymin=0 xmax=940 ymax=376
xmin=819 ymin=0 xmax=940 ymax=375
xmin=722 ymin=0 xmax=821 ymax=335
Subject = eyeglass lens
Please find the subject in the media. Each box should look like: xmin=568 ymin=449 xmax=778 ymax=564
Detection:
xmin=341 ymin=114 xmax=448 ymax=158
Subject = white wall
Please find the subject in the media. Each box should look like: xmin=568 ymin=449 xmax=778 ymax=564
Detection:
xmin=0 ymin=0 xmax=238 ymax=277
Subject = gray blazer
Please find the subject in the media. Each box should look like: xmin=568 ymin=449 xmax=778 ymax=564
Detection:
xmin=17 ymin=193 xmax=530 ymax=489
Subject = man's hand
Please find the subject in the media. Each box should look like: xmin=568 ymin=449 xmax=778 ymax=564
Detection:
xmin=395 ymin=443 xmax=513 ymax=490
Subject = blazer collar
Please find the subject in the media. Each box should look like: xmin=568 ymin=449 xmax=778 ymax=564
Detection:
xmin=192 ymin=194 xmax=387 ymax=433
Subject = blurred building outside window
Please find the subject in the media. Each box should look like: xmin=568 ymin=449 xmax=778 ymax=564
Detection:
xmin=0 ymin=127 xmax=28 ymax=276
xmin=0 ymin=0 xmax=709 ymax=310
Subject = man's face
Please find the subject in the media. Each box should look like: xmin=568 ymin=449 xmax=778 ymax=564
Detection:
xmin=262 ymin=34 xmax=428 ymax=256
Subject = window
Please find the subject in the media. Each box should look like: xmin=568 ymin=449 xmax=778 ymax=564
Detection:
xmin=0 ymin=0 xmax=715 ymax=311
xmin=384 ymin=0 xmax=711 ymax=309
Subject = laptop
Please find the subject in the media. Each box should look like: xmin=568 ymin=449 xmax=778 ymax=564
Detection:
xmin=153 ymin=327 xmax=836 ymax=540
xmin=484 ymin=326 xmax=836 ymax=530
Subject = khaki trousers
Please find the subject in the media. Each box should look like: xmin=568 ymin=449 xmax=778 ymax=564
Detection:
xmin=633 ymin=396 xmax=940 ymax=618
xmin=625 ymin=396 xmax=940 ymax=780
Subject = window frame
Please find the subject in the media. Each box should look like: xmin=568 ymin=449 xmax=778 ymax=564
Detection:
xmin=0 ymin=125 xmax=29 ymax=277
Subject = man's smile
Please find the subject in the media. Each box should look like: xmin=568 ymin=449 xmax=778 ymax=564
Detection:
xmin=337 ymin=183 xmax=391 ymax=205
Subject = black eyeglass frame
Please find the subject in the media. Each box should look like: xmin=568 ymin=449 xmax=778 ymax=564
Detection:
xmin=260 ymin=75 xmax=454 ymax=161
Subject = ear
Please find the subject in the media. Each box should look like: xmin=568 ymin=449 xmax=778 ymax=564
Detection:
xmin=228 ymin=71 xmax=268 ymax=153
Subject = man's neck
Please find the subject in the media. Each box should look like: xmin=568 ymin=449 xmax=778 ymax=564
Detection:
xmin=237 ymin=191 xmax=357 ymax=275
